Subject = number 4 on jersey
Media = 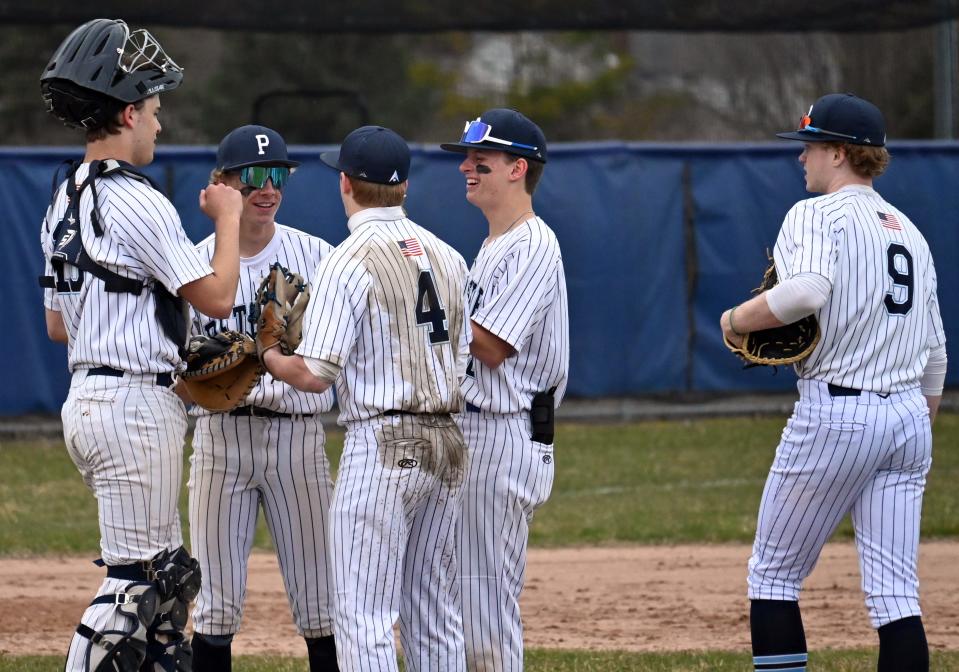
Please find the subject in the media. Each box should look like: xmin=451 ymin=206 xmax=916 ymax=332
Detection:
xmin=415 ymin=270 xmax=450 ymax=344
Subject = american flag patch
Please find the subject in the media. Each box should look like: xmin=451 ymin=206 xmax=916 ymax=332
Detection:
xmin=878 ymin=211 xmax=902 ymax=231
xmin=398 ymin=238 xmax=422 ymax=257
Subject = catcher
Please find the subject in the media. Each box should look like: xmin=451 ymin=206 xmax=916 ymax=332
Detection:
xmin=180 ymin=126 xmax=339 ymax=672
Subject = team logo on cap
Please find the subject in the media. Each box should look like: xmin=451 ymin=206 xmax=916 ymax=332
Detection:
xmin=389 ymin=170 xmax=400 ymax=183
xmin=255 ymin=134 xmax=269 ymax=155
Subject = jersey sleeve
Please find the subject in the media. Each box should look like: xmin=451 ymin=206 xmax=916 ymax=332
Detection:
xmin=295 ymin=252 xmax=369 ymax=368
xmin=926 ymin=260 xmax=946 ymax=348
xmin=40 ymin=215 xmax=57 ymax=310
xmin=458 ymin=261 xmax=473 ymax=382
xmin=780 ymin=200 xmax=838 ymax=282
xmin=103 ymin=179 xmax=212 ymax=293
xmin=472 ymin=233 xmax=560 ymax=351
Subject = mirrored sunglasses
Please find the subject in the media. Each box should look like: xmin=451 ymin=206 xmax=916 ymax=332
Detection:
xmin=461 ymin=119 xmax=538 ymax=151
xmin=239 ymin=166 xmax=292 ymax=191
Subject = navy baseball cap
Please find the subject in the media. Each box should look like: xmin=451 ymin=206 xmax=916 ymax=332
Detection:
xmin=216 ymin=125 xmax=299 ymax=171
xmin=440 ymin=108 xmax=548 ymax=163
xmin=320 ymin=126 xmax=410 ymax=185
xmin=777 ymin=93 xmax=886 ymax=147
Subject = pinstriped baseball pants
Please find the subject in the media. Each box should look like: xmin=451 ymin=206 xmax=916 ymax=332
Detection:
xmin=330 ymin=413 xmax=466 ymax=672
xmin=188 ymin=413 xmax=335 ymax=638
xmin=456 ymin=411 xmax=555 ymax=672
xmin=61 ymin=372 xmax=186 ymax=671
xmin=748 ymin=379 xmax=933 ymax=628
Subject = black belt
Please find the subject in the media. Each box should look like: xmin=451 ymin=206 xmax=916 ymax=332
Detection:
xmin=383 ymin=409 xmax=421 ymax=417
xmin=87 ymin=366 xmax=173 ymax=388
xmin=229 ymin=405 xmax=312 ymax=419
xmin=827 ymin=383 xmax=890 ymax=399
xmin=465 ymin=402 xmax=482 ymax=413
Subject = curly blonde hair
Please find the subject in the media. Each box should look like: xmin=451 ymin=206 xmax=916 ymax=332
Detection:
xmin=825 ymin=142 xmax=891 ymax=178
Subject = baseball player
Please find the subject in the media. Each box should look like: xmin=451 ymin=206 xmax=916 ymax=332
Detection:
xmin=440 ymin=108 xmax=570 ymax=671
xmin=186 ymin=125 xmax=338 ymax=671
xmin=38 ymin=19 xmax=243 ymax=671
xmin=260 ymin=125 xmax=469 ymax=672
xmin=720 ymin=93 xmax=947 ymax=672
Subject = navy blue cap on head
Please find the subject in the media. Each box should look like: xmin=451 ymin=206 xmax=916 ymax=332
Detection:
xmin=777 ymin=93 xmax=886 ymax=147
xmin=320 ymin=126 xmax=410 ymax=185
xmin=216 ymin=125 xmax=299 ymax=171
xmin=440 ymin=108 xmax=548 ymax=163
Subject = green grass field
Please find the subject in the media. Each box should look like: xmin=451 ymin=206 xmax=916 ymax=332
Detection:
xmin=1 ymin=412 xmax=956 ymax=669
xmin=2 ymin=414 xmax=956 ymax=554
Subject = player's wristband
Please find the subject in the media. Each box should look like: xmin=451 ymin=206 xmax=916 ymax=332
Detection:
xmin=728 ymin=306 xmax=745 ymax=337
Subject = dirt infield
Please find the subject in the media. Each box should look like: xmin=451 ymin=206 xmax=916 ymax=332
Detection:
xmin=1 ymin=541 xmax=956 ymax=657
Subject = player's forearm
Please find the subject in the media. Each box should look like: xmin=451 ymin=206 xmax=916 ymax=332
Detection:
xmin=45 ymin=308 xmax=68 ymax=343
xmin=925 ymin=395 xmax=941 ymax=425
xmin=179 ymin=231 xmax=240 ymax=318
xmin=262 ymin=350 xmax=331 ymax=394
xmin=469 ymin=319 xmax=515 ymax=369
xmin=722 ymin=293 xmax=785 ymax=336
xmin=205 ymin=224 xmax=242 ymax=311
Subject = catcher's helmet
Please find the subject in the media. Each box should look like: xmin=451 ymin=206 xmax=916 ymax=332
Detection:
xmin=40 ymin=19 xmax=182 ymax=129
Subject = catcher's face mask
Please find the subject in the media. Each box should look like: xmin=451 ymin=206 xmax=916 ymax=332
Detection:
xmin=118 ymin=24 xmax=181 ymax=77
xmin=239 ymin=165 xmax=292 ymax=191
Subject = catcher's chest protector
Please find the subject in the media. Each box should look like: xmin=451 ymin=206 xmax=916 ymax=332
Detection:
xmin=39 ymin=160 xmax=189 ymax=356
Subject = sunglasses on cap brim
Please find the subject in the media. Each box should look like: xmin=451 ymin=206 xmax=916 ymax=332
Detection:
xmin=238 ymin=166 xmax=293 ymax=192
xmin=461 ymin=119 xmax=538 ymax=151
xmin=796 ymin=114 xmax=858 ymax=141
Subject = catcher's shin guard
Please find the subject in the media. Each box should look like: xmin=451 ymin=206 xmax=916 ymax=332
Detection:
xmin=141 ymin=547 xmax=201 ymax=671
xmin=76 ymin=582 xmax=159 ymax=671
xmin=143 ymin=630 xmax=193 ymax=672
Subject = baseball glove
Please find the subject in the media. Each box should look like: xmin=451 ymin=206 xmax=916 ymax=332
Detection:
xmin=254 ymin=262 xmax=310 ymax=358
xmin=725 ymin=262 xmax=821 ymax=366
xmin=180 ymin=331 xmax=262 ymax=411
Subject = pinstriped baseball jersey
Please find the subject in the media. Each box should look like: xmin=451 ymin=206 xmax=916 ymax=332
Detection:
xmin=41 ymin=163 xmax=212 ymax=373
xmin=456 ymin=214 xmax=567 ymax=671
xmin=187 ymin=222 xmax=338 ymax=648
xmin=748 ymin=177 xmax=944 ymax=642
xmin=297 ymin=203 xmax=469 ymax=670
xmin=190 ymin=224 xmax=335 ymax=414
xmin=774 ymin=185 xmax=946 ymax=391
xmin=46 ymin=162 xmax=205 ymax=672
xmin=463 ymin=215 xmax=569 ymax=412
xmin=297 ymin=205 xmax=468 ymax=422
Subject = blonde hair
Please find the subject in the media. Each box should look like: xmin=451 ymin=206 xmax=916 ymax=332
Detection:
xmin=347 ymin=176 xmax=407 ymax=207
xmin=826 ymin=142 xmax=891 ymax=178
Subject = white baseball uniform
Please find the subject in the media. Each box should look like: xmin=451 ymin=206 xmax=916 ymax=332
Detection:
xmin=296 ymin=205 xmax=468 ymax=672
xmin=41 ymin=163 xmax=213 ymax=671
xmin=748 ymin=185 xmax=947 ymax=628
xmin=457 ymin=215 xmax=569 ymax=671
xmin=188 ymin=224 xmax=337 ymax=640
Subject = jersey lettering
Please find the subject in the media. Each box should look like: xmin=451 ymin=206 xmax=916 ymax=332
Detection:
xmin=884 ymin=243 xmax=914 ymax=316
xmin=54 ymin=263 xmax=84 ymax=293
xmin=415 ymin=270 xmax=450 ymax=344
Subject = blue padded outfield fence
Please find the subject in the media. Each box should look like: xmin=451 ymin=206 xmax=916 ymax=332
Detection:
xmin=3 ymin=142 xmax=956 ymax=414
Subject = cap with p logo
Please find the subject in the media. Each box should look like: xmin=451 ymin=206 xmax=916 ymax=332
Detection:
xmin=216 ymin=125 xmax=299 ymax=171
